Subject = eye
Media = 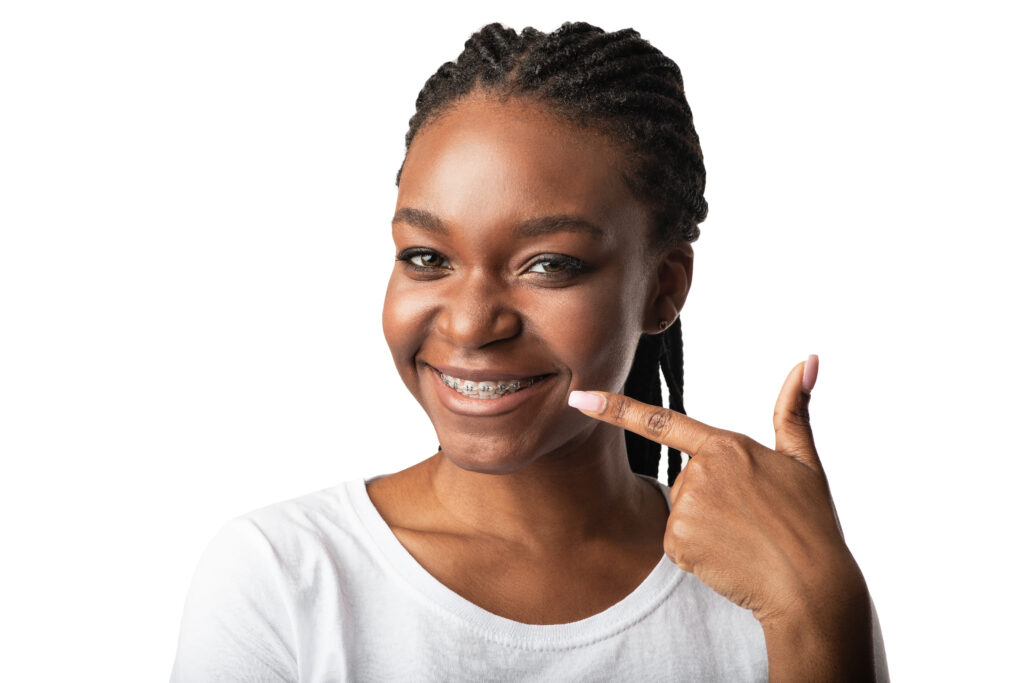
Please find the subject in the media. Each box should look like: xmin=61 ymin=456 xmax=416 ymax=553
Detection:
xmin=396 ymin=248 xmax=451 ymax=272
xmin=526 ymin=255 xmax=587 ymax=278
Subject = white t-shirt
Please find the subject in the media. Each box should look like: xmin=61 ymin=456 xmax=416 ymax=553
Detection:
xmin=170 ymin=473 xmax=888 ymax=682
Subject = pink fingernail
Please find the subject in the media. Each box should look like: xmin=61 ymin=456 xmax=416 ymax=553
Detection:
xmin=568 ymin=390 xmax=606 ymax=413
xmin=802 ymin=354 xmax=819 ymax=394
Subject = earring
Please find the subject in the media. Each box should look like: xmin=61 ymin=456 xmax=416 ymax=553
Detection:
xmin=658 ymin=319 xmax=670 ymax=331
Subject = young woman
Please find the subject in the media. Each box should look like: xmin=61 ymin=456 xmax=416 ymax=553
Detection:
xmin=172 ymin=21 xmax=888 ymax=681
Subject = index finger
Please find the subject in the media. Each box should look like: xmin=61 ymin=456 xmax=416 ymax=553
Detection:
xmin=568 ymin=390 xmax=721 ymax=458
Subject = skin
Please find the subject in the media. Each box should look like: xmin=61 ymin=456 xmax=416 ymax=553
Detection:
xmin=573 ymin=362 xmax=875 ymax=681
xmin=373 ymin=91 xmax=873 ymax=678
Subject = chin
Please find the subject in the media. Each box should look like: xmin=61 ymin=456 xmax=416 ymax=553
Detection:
xmin=436 ymin=434 xmax=538 ymax=476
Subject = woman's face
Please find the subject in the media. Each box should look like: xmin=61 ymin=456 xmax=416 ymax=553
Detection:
xmin=383 ymin=93 xmax=683 ymax=474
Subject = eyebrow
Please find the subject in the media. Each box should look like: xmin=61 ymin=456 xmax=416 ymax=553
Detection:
xmin=392 ymin=207 xmax=606 ymax=240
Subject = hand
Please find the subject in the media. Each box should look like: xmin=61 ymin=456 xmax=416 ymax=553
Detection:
xmin=569 ymin=356 xmax=874 ymax=679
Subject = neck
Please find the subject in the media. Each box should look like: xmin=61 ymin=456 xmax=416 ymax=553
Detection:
xmin=425 ymin=421 xmax=665 ymax=553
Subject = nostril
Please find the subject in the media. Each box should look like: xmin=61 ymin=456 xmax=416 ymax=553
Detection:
xmin=436 ymin=303 xmax=522 ymax=347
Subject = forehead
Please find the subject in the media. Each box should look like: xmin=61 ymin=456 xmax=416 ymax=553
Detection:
xmin=396 ymin=94 xmax=650 ymax=240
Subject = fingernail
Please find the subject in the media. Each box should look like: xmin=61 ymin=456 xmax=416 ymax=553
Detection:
xmin=802 ymin=354 xmax=819 ymax=394
xmin=568 ymin=390 xmax=606 ymax=413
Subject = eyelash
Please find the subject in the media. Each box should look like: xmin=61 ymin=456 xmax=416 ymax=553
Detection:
xmin=395 ymin=248 xmax=587 ymax=280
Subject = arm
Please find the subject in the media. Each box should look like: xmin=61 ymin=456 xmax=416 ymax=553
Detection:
xmin=760 ymin=566 xmax=871 ymax=682
xmin=762 ymin=580 xmax=888 ymax=682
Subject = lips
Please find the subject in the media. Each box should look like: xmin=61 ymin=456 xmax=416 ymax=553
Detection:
xmin=424 ymin=363 xmax=557 ymax=417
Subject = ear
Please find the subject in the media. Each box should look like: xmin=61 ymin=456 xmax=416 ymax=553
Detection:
xmin=643 ymin=242 xmax=693 ymax=334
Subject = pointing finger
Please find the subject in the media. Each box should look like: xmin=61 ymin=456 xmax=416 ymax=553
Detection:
xmin=568 ymin=390 xmax=722 ymax=457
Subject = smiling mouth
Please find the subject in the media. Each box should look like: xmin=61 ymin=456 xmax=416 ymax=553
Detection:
xmin=437 ymin=369 xmax=555 ymax=399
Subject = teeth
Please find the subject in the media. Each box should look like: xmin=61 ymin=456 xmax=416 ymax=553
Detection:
xmin=439 ymin=372 xmax=542 ymax=399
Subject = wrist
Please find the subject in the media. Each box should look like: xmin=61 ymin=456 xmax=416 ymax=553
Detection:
xmin=759 ymin=561 xmax=874 ymax=682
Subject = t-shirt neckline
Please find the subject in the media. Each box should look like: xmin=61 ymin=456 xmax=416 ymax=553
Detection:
xmin=344 ymin=473 xmax=685 ymax=649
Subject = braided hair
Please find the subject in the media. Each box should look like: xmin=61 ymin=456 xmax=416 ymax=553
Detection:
xmin=399 ymin=22 xmax=707 ymax=486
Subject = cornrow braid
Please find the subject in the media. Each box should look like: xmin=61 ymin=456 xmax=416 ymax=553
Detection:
xmin=401 ymin=22 xmax=705 ymax=486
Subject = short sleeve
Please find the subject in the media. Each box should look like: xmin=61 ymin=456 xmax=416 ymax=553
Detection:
xmin=170 ymin=517 xmax=298 ymax=682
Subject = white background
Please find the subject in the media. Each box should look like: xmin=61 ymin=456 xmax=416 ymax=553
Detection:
xmin=1 ymin=1 xmax=1021 ymax=680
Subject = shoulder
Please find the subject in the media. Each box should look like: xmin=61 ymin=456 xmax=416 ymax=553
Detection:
xmin=211 ymin=479 xmax=394 ymax=591
xmin=170 ymin=480 xmax=372 ymax=681
xmin=239 ymin=481 xmax=359 ymax=551
xmin=179 ymin=481 xmax=361 ymax=604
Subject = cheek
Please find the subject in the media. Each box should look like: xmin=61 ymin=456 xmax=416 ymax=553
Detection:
xmin=381 ymin=274 xmax=432 ymax=379
xmin=538 ymin=278 xmax=644 ymax=392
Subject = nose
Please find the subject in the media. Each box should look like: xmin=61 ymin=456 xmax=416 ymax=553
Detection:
xmin=435 ymin=269 xmax=521 ymax=348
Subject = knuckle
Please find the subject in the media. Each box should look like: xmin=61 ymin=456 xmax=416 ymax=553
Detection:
xmin=663 ymin=540 xmax=684 ymax=569
xmin=722 ymin=432 xmax=755 ymax=457
xmin=667 ymin=516 xmax=690 ymax=541
xmin=677 ymin=487 xmax=700 ymax=509
xmin=612 ymin=395 xmax=629 ymax=422
xmin=720 ymin=434 xmax=756 ymax=471
xmin=728 ymin=431 xmax=753 ymax=448
xmin=663 ymin=520 xmax=695 ymax=572
xmin=704 ymin=433 xmax=738 ymax=456
xmin=733 ymin=433 xmax=759 ymax=456
xmin=682 ymin=457 xmax=707 ymax=482
xmin=790 ymin=407 xmax=812 ymax=429
xmin=644 ymin=408 xmax=675 ymax=438
xmin=776 ymin=403 xmax=812 ymax=429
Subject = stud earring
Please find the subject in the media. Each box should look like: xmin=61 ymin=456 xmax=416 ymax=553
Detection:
xmin=658 ymin=319 xmax=670 ymax=331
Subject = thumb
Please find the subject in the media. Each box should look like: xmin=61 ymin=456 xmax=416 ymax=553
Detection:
xmin=773 ymin=354 xmax=822 ymax=471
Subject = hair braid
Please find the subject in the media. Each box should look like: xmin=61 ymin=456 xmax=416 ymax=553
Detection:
xmin=399 ymin=22 xmax=705 ymax=486
xmin=660 ymin=319 xmax=687 ymax=486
